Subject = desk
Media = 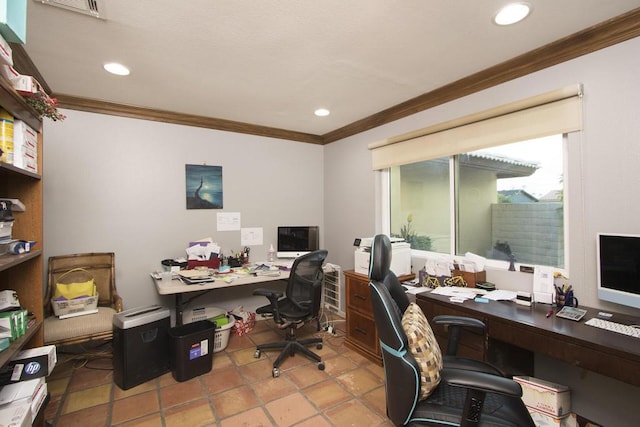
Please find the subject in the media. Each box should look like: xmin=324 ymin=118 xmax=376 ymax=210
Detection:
xmin=416 ymin=291 xmax=640 ymax=387
xmin=153 ymin=270 xmax=290 ymax=325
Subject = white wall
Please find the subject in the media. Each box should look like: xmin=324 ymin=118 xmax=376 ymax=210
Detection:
xmin=324 ymin=36 xmax=640 ymax=426
xmin=43 ymin=111 xmax=325 ymax=315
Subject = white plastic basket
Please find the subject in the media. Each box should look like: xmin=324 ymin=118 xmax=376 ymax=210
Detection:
xmin=213 ymin=315 xmax=235 ymax=352
xmin=51 ymin=293 xmax=99 ymax=317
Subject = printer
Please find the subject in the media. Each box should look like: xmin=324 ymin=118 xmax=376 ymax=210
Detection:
xmin=354 ymin=237 xmax=411 ymax=276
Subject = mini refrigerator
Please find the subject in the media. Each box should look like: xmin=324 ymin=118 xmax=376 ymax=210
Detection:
xmin=113 ymin=305 xmax=170 ymax=390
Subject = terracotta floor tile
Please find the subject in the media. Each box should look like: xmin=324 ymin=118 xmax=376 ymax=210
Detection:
xmin=112 ymin=413 xmax=163 ymax=427
xmin=225 ymin=333 xmax=255 ymax=351
xmin=240 ymin=358 xmax=276 ymax=383
xmin=251 ymin=376 xmax=298 ymax=403
xmin=287 ymin=364 xmax=329 ymax=389
xmin=111 ymin=390 xmax=159 ymax=425
xmin=292 ymin=414 xmax=333 ymax=427
xmin=231 ymin=346 xmax=264 ymax=366
xmin=47 ymin=376 xmax=71 ymax=397
xmin=159 ymin=379 xmax=205 ymax=408
xmin=113 ymin=378 xmax=158 ymax=400
xmin=67 ymin=366 xmax=114 ymax=392
xmin=201 ymin=366 xmax=244 ymax=394
xmin=250 ymin=329 xmax=285 ymax=345
xmin=336 ymin=367 xmax=384 ymax=396
xmin=321 ymin=354 xmax=358 ymax=376
xmin=303 ymin=379 xmax=351 ymax=410
xmin=211 ymin=352 xmax=233 ymax=371
xmin=55 ymin=402 xmax=111 ymax=427
xmin=361 ymin=385 xmax=388 ymax=418
xmin=212 ymin=384 xmax=260 ymax=419
xmin=163 ymin=398 xmax=215 ymax=427
xmin=265 ymin=392 xmax=318 ymax=427
xmin=219 ymin=406 xmax=275 ymax=427
xmin=62 ymin=383 xmax=112 ymax=414
xmin=324 ymin=399 xmax=385 ymax=426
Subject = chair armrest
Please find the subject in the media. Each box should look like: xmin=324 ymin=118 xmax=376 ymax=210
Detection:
xmin=433 ymin=315 xmax=486 ymax=330
xmin=441 ymin=367 xmax=522 ymax=398
xmin=113 ymin=294 xmax=123 ymax=313
xmin=433 ymin=315 xmax=486 ymax=356
xmin=253 ymin=288 xmax=283 ymax=299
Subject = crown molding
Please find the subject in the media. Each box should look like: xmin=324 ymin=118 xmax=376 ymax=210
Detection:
xmin=11 ymin=8 xmax=640 ymax=145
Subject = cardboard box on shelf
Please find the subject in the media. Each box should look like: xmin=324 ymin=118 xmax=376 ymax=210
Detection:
xmin=514 ymin=376 xmax=571 ymax=417
xmin=0 ymin=345 xmax=57 ymax=385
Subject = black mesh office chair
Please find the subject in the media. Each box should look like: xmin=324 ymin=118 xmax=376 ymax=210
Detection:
xmin=253 ymin=249 xmax=328 ymax=377
xmin=369 ymin=234 xmax=534 ymax=426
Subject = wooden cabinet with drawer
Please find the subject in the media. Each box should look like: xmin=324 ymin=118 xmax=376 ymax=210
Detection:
xmin=344 ymin=269 xmax=414 ymax=365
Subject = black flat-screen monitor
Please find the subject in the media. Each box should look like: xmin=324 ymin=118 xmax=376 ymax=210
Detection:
xmin=597 ymin=232 xmax=640 ymax=310
xmin=277 ymin=226 xmax=319 ymax=258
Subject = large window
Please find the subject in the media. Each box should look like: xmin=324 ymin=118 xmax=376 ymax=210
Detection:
xmin=390 ymin=135 xmax=565 ymax=268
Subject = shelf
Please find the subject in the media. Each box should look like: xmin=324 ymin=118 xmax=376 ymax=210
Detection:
xmin=0 ymin=318 xmax=42 ymax=368
xmin=0 ymin=75 xmax=41 ymax=130
xmin=0 ymin=161 xmax=41 ymax=180
xmin=0 ymin=250 xmax=41 ymax=273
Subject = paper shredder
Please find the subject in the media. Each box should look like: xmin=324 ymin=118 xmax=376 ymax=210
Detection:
xmin=113 ymin=305 xmax=170 ymax=390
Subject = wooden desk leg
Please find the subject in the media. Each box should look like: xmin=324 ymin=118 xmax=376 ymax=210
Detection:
xmin=175 ymin=294 xmax=184 ymax=326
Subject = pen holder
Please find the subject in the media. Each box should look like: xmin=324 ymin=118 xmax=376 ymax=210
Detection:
xmin=556 ymin=290 xmax=578 ymax=308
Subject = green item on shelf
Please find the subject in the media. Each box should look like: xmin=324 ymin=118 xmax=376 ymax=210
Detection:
xmin=209 ymin=314 xmax=229 ymax=328
xmin=0 ymin=337 xmax=9 ymax=352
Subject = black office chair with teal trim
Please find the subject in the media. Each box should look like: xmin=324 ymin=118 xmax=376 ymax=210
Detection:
xmin=369 ymin=234 xmax=534 ymax=426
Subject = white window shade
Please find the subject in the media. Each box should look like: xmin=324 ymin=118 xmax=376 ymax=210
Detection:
xmin=369 ymin=84 xmax=583 ymax=170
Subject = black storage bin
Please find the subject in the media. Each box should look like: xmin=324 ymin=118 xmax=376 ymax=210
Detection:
xmin=169 ymin=320 xmax=214 ymax=381
xmin=113 ymin=305 xmax=171 ymax=390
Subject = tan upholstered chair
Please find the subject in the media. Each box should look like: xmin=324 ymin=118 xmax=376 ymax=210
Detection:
xmin=43 ymin=252 xmax=123 ymax=347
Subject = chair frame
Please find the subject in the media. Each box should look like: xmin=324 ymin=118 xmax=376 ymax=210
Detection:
xmin=44 ymin=252 xmax=123 ymax=347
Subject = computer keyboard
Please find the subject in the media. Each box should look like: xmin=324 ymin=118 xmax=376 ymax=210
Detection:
xmin=585 ymin=318 xmax=640 ymax=338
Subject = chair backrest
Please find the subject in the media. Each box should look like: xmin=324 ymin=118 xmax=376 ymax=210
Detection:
xmin=370 ymin=234 xmax=410 ymax=313
xmin=370 ymin=278 xmax=421 ymax=426
xmin=44 ymin=252 xmax=117 ymax=317
xmin=286 ymin=249 xmax=328 ymax=318
xmin=369 ymin=234 xmax=421 ymax=426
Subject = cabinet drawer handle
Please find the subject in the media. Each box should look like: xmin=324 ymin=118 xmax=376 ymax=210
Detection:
xmin=355 ymin=294 xmax=367 ymax=301
xmin=355 ymin=327 xmax=368 ymax=335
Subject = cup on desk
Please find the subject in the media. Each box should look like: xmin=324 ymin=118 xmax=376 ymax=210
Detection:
xmin=557 ymin=290 xmax=578 ymax=308
xmin=160 ymin=271 xmax=173 ymax=282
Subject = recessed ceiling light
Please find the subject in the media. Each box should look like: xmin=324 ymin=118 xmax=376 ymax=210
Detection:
xmin=103 ymin=62 xmax=130 ymax=76
xmin=314 ymin=108 xmax=330 ymax=117
xmin=494 ymin=3 xmax=531 ymax=26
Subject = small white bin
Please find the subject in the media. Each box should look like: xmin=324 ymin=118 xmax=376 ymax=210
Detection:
xmin=213 ymin=315 xmax=235 ymax=353
xmin=0 ymin=220 xmax=13 ymax=242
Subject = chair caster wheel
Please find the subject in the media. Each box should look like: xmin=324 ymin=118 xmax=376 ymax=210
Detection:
xmin=318 ymin=362 xmax=325 ymax=371
xmin=316 ymin=343 xmax=323 ymax=350
xmin=254 ymin=350 xmax=261 ymax=359
xmin=272 ymin=368 xmax=280 ymax=378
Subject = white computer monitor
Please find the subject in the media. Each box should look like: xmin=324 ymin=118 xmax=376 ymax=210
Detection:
xmin=277 ymin=226 xmax=319 ymax=258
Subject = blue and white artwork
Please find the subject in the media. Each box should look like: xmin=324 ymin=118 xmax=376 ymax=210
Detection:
xmin=185 ymin=164 xmax=223 ymax=209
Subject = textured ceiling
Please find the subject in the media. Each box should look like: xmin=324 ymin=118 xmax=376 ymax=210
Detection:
xmin=21 ymin=0 xmax=640 ymax=136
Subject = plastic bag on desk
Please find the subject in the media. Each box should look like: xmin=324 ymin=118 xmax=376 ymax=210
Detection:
xmin=230 ymin=306 xmax=256 ymax=336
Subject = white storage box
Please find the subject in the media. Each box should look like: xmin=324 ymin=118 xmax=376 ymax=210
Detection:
xmin=12 ymin=120 xmax=37 ymax=172
xmin=51 ymin=293 xmax=99 ymax=317
xmin=0 ymin=220 xmax=13 ymax=242
xmin=514 ymin=376 xmax=571 ymax=417
xmin=0 ymin=32 xmax=12 ymax=66
xmin=529 ymin=410 xmax=577 ymax=427
xmin=355 ymin=241 xmax=411 ymax=276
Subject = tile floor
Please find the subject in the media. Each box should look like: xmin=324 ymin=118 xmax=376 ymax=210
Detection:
xmin=44 ymin=319 xmax=394 ymax=427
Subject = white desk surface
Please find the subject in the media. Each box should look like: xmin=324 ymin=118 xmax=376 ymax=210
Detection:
xmin=153 ymin=269 xmax=290 ymax=296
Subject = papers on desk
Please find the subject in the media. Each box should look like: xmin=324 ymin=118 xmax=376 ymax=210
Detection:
xmin=483 ymin=290 xmax=517 ymax=301
xmin=431 ymin=287 xmax=478 ymax=301
xmin=177 ymin=270 xmax=215 ymax=285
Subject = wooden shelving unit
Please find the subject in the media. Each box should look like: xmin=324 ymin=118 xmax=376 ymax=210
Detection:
xmin=0 ymin=74 xmax=44 ymax=358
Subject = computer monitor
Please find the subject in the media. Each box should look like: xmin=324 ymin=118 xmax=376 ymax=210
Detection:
xmin=277 ymin=226 xmax=319 ymax=258
xmin=596 ymin=232 xmax=640 ymax=310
